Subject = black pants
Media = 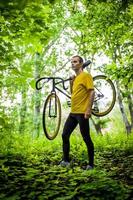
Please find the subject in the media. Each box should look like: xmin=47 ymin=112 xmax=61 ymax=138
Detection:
xmin=62 ymin=113 xmax=94 ymax=166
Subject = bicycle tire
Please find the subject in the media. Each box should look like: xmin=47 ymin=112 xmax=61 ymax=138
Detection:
xmin=43 ymin=93 xmax=61 ymax=140
xmin=92 ymin=75 xmax=116 ymax=117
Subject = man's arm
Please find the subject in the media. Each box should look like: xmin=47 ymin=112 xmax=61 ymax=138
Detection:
xmin=84 ymin=89 xmax=95 ymax=119
xmin=69 ymin=75 xmax=75 ymax=94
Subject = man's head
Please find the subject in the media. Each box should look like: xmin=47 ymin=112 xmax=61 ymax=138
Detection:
xmin=71 ymin=55 xmax=84 ymax=72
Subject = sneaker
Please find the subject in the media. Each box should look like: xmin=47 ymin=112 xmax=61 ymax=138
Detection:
xmin=86 ymin=165 xmax=93 ymax=170
xmin=59 ymin=160 xmax=70 ymax=167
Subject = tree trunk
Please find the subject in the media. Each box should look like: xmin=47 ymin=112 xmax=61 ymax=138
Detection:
xmin=33 ymin=52 xmax=41 ymax=138
xmin=113 ymin=47 xmax=132 ymax=134
xmin=127 ymin=91 xmax=133 ymax=130
xmin=91 ymin=117 xmax=102 ymax=135
xmin=116 ymin=81 xmax=131 ymax=134
xmin=19 ymin=86 xmax=27 ymax=134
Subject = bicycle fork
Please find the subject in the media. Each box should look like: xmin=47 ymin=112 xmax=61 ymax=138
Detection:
xmin=49 ymin=93 xmax=57 ymax=118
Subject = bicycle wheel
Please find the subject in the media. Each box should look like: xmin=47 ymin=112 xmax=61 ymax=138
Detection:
xmin=43 ymin=93 xmax=61 ymax=140
xmin=92 ymin=75 xmax=116 ymax=117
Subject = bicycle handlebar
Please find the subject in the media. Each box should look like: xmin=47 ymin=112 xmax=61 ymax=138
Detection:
xmin=36 ymin=77 xmax=71 ymax=90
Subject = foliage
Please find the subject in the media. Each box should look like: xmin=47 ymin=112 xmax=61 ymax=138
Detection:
xmin=0 ymin=130 xmax=132 ymax=199
xmin=1 ymin=0 xmax=133 ymax=133
xmin=0 ymin=1 xmax=133 ymax=198
xmin=0 ymin=0 xmax=67 ymax=135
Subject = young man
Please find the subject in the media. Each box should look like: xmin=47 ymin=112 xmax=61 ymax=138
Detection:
xmin=60 ymin=55 xmax=95 ymax=169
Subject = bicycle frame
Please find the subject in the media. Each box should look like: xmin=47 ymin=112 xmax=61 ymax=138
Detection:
xmin=36 ymin=74 xmax=116 ymax=118
xmin=36 ymin=76 xmax=106 ymax=111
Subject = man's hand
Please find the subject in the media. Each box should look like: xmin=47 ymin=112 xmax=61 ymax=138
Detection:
xmin=84 ymin=109 xmax=92 ymax=119
xmin=70 ymin=75 xmax=76 ymax=80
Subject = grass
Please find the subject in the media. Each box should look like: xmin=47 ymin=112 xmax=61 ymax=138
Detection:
xmin=0 ymin=128 xmax=133 ymax=200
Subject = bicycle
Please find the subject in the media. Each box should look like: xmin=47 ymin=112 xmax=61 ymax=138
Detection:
xmin=36 ymin=61 xmax=116 ymax=140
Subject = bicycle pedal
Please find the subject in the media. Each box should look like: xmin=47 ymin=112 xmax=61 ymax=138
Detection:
xmin=49 ymin=115 xmax=57 ymax=118
xmin=93 ymin=107 xmax=99 ymax=113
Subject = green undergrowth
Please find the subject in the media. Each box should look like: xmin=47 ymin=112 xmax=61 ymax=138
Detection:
xmin=0 ymin=131 xmax=133 ymax=199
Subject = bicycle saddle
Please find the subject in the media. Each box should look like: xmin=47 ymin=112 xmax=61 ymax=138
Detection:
xmin=82 ymin=60 xmax=91 ymax=69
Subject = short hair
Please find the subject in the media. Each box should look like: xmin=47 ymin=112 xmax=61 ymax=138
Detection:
xmin=72 ymin=55 xmax=84 ymax=63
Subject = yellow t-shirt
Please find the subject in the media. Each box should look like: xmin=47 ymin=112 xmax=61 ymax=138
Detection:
xmin=71 ymin=71 xmax=94 ymax=114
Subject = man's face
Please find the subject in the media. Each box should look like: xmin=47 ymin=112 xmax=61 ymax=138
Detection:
xmin=71 ymin=57 xmax=82 ymax=71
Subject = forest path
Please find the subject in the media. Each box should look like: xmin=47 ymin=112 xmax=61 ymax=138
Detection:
xmin=0 ymin=149 xmax=132 ymax=200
